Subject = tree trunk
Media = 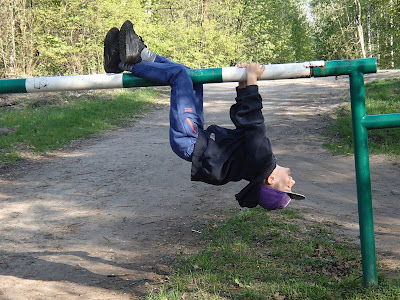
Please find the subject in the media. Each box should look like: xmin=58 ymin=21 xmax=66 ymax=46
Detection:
xmin=354 ymin=0 xmax=366 ymax=58
xmin=367 ymin=1 xmax=372 ymax=57
xmin=390 ymin=0 xmax=394 ymax=67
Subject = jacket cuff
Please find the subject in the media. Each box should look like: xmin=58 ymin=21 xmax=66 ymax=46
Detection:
xmin=236 ymin=85 xmax=259 ymax=97
xmin=245 ymin=85 xmax=259 ymax=94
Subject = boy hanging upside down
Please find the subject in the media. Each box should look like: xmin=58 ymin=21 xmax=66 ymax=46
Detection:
xmin=104 ymin=20 xmax=305 ymax=210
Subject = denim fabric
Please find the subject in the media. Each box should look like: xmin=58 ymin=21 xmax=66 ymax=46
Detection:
xmin=129 ymin=55 xmax=204 ymax=161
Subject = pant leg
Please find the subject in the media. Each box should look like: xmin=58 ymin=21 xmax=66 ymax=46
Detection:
xmin=129 ymin=59 xmax=204 ymax=161
xmin=154 ymin=55 xmax=204 ymax=127
xmin=154 ymin=55 xmax=180 ymax=65
xmin=193 ymin=83 xmax=204 ymax=126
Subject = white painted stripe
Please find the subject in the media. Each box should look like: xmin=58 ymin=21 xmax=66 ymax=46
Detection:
xmin=25 ymin=73 xmax=124 ymax=93
xmin=221 ymin=67 xmax=247 ymax=82
xmin=221 ymin=61 xmax=326 ymax=82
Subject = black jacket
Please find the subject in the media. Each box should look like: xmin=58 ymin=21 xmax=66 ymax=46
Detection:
xmin=190 ymin=85 xmax=276 ymax=208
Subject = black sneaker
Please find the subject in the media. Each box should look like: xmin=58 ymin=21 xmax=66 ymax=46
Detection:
xmin=104 ymin=27 xmax=122 ymax=73
xmin=119 ymin=20 xmax=146 ymax=64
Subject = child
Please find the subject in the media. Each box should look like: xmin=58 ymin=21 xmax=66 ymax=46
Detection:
xmin=104 ymin=20 xmax=305 ymax=210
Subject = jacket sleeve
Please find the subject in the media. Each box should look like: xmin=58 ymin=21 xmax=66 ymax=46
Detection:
xmin=230 ymin=85 xmax=275 ymax=171
xmin=230 ymin=85 xmax=264 ymax=130
xmin=230 ymin=85 xmax=277 ymax=208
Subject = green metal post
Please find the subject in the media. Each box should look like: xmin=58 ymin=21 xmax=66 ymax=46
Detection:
xmin=349 ymin=70 xmax=378 ymax=287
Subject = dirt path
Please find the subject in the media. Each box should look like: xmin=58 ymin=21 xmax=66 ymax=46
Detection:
xmin=1 ymin=71 xmax=400 ymax=299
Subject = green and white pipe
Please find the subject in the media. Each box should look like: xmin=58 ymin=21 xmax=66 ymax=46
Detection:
xmin=0 ymin=58 xmax=377 ymax=94
xmin=0 ymin=61 xmax=327 ymax=94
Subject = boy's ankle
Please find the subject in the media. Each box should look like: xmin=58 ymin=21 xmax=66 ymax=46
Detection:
xmin=141 ymin=48 xmax=156 ymax=62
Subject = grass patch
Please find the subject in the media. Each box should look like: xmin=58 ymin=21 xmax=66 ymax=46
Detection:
xmin=0 ymin=88 xmax=165 ymax=165
xmin=324 ymin=77 xmax=400 ymax=156
xmin=146 ymin=208 xmax=400 ymax=299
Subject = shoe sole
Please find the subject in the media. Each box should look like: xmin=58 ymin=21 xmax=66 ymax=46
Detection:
xmin=119 ymin=20 xmax=144 ymax=64
xmin=104 ymin=27 xmax=121 ymax=73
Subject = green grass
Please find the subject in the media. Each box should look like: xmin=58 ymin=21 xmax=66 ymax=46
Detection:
xmin=146 ymin=208 xmax=400 ymax=299
xmin=324 ymin=77 xmax=400 ymax=156
xmin=0 ymin=88 xmax=165 ymax=165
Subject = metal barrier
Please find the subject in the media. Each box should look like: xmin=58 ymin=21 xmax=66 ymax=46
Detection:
xmin=348 ymin=69 xmax=400 ymax=287
xmin=2 ymin=58 xmax=393 ymax=287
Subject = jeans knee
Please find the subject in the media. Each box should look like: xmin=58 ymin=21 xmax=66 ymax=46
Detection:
xmin=171 ymin=65 xmax=191 ymax=83
xmin=169 ymin=136 xmax=196 ymax=162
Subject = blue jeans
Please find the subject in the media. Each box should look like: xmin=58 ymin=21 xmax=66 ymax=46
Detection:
xmin=129 ymin=55 xmax=204 ymax=161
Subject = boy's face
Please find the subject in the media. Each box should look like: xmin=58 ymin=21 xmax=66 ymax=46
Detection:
xmin=268 ymin=165 xmax=295 ymax=192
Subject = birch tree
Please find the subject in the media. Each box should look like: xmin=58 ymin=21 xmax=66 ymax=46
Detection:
xmin=310 ymin=0 xmax=399 ymax=68
xmin=0 ymin=0 xmax=36 ymax=77
xmin=354 ymin=0 xmax=366 ymax=58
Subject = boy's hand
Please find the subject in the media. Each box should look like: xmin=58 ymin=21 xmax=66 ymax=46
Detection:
xmin=236 ymin=63 xmax=266 ymax=87
xmin=246 ymin=63 xmax=265 ymax=86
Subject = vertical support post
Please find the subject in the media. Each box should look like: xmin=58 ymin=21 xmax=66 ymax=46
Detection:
xmin=349 ymin=71 xmax=378 ymax=286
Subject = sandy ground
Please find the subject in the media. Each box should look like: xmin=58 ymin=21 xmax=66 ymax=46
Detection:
xmin=1 ymin=70 xmax=400 ymax=299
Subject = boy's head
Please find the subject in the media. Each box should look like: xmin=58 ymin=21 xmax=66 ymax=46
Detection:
xmin=264 ymin=165 xmax=295 ymax=192
xmin=258 ymin=165 xmax=304 ymax=210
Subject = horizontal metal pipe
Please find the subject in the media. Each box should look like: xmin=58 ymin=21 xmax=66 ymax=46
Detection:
xmin=0 ymin=59 xmax=376 ymax=94
xmin=313 ymin=58 xmax=377 ymax=77
xmin=362 ymin=113 xmax=400 ymax=129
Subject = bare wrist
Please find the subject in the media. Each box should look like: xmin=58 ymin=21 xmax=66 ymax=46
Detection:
xmin=246 ymin=74 xmax=258 ymax=85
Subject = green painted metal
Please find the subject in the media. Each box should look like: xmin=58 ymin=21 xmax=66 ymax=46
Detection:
xmin=188 ymin=68 xmax=223 ymax=83
xmin=315 ymin=57 xmax=400 ymax=287
xmin=0 ymin=78 xmax=27 ymax=94
xmin=313 ymin=58 xmax=377 ymax=77
xmin=349 ymin=71 xmax=378 ymax=287
xmin=122 ymin=73 xmax=160 ymax=88
xmin=362 ymin=113 xmax=400 ymax=129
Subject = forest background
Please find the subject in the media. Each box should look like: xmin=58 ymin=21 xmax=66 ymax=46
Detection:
xmin=0 ymin=0 xmax=398 ymax=79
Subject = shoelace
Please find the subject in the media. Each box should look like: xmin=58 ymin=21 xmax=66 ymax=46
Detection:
xmin=139 ymin=35 xmax=147 ymax=48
